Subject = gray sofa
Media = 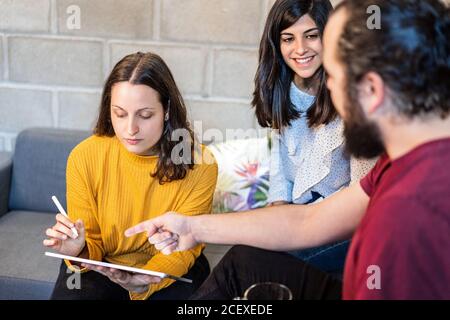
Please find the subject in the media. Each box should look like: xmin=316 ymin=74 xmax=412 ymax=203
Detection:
xmin=0 ymin=127 xmax=230 ymax=300
xmin=0 ymin=128 xmax=90 ymax=299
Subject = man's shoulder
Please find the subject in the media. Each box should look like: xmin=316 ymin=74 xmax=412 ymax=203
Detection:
xmin=390 ymin=138 xmax=450 ymax=197
xmin=366 ymin=193 xmax=448 ymax=239
xmin=388 ymin=147 xmax=450 ymax=213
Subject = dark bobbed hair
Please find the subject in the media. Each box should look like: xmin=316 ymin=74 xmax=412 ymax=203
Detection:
xmin=252 ymin=0 xmax=336 ymax=130
xmin=336 ymin=0 xmax=449 ymax=119
xmin=94 ymin=52 xmax=195 ymax=184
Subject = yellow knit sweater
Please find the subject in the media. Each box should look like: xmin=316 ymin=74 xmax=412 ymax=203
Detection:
xmin=65 ymin=135 xmax=218 ymax=300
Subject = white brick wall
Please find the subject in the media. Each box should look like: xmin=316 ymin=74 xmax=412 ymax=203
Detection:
xmin=110 ymin=42 xmax=208 ymax=95
xmin=161 ymin=0 xmax=263 ymax=45
xmin=187 ymin=99 xmax=257 ymax=135
xmin=0 ymin=131 xmax=16 ymax=152
xmin=0 ymin=35 xmax=3 ymax=81
xmin=57 ymin=0 xmax=154 ymax=39
xmin=0 ymin=0 xmax=275 ymax=151
xmin=9 ymin=37 xmax=104 ymax=86
xmin=0 ymin=0 xmax=50 ymax=33
xmin=57 ymin=91 xmax=101 ymax=130
xmin=0 ymin=87 xmax=53 ymax=131
xmin=212 ymin=48 xmax=258 ymax=98
xmin=0 ymin=0 xmax=386 ymax=152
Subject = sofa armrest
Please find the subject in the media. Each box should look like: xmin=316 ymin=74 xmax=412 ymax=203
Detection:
xmin=0 ymin=151 xmax=13 ymax=217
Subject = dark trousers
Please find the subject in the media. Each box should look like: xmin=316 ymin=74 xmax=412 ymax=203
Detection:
xmin=288 ymin=239 xmax=350 ymax=274
xmin=190 ymin=246 xmax=342 ymax=300
xmin=51 ymin=253 xmax=210 ymax=300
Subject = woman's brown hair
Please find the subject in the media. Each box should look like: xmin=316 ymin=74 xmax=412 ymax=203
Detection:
xmin=94 ymin=52 xmax=195 ymax=184
xmin=252 ymin=0 xmax=336 ymax=130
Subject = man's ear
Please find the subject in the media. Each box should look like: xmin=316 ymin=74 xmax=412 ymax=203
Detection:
xmin=358 ymin=71 xmax=385 ymax=115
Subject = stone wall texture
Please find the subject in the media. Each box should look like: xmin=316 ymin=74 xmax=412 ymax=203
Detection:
xmin=0 ymin=0 xmax=374 ymax=150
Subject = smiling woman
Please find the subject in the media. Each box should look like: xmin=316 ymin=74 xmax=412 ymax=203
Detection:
xmin=251 ymin=0 xmax=375 ymax=274
xmin=43 ymin=52 xmax=218 ymax=300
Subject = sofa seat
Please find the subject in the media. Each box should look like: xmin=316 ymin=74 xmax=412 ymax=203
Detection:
xmin=0 ymin=128 xmax=269 ymax=299
xmin=0 ymin=210 xmax=60 ymax=299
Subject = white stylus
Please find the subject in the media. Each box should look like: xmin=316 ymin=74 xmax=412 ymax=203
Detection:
xmin=51 ymin=196 xmax=79 ymax=238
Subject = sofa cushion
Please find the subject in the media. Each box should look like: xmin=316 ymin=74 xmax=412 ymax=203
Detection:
xmin=9 ymin=128 xmax=89 ymax=213
xmin=0 ymin=276 xmax=54 ymax=300
xmin=0 ymin=210 xmax=60 ymax=285
xmin=208 ymin=137 xmax=271 ymax=213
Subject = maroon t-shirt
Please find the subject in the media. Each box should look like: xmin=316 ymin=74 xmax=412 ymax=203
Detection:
xmin=343 ymin=138 xmax=450 ymax=299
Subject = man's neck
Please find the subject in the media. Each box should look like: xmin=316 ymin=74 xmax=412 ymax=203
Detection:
xmin=382 ymin=115 xmax=450 ymax=160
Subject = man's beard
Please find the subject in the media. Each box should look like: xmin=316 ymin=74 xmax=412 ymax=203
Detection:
xmin=343 ymin=94 xmax=385 ymax=159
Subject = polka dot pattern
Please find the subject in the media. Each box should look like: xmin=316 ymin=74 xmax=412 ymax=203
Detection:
xmin=269 ymin=82 xmax=375 ymax=204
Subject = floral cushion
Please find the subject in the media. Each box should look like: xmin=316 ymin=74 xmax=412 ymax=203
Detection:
xmin=208 ymin=137 xmax=271 ymax=213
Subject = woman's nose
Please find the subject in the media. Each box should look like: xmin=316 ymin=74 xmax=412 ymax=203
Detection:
xmin=127 ymin=118 xmax=139 ymax=136
xmin=294 ymin=39 xmax=308 ymax=55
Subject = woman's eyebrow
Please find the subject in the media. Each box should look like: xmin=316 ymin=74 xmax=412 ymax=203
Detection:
xmin=303 ymin=27 xmax=319 ymax=34
xmin=281 ymin=27 xmax=319 ymax=37
xmin=111 ymin=105 xmax=125 ymax=110
xmin=112 ymin=105 xmax=154 ymax=112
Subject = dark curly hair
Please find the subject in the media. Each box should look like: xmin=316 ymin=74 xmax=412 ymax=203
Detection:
xmin=94 ymin=52 xmax=195 ymax=184
xmin=336 ymin=0 xmax=449 ymax=119
xmin=252 ymin=0 xmax=336 ymax=130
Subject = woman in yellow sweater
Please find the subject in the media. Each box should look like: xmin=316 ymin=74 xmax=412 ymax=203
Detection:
xmin=43 ymin=52 xmax=218 ymax=300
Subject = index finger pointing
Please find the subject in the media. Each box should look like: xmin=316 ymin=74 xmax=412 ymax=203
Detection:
xmin=125 ymin=220 xmax=157 ymax=238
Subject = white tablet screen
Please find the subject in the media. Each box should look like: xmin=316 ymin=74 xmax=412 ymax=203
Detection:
xmin=45 ymin=251 xmax=192 ymax=283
